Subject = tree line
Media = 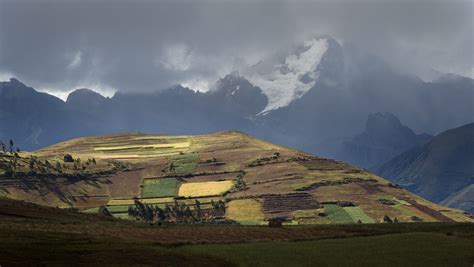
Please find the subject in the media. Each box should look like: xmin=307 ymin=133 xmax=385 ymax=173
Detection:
xmin=127 ymin=199 xmax=226 ymax=223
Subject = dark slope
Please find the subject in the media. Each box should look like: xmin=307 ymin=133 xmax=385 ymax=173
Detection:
xmin=338 ymin=113 xmax=432 ymax=168
xmin=373 ymin=123 xmax=474 ymax=211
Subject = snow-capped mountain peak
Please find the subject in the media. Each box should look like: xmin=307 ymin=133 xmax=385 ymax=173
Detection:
xmin=244 ymin=37 xmax=329 ymax=114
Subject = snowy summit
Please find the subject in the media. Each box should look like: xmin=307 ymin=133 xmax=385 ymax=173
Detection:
xmin=244 ymin=37 xmax=329 ymax=114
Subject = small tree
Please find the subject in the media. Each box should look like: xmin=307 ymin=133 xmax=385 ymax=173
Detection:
xmin=156 ymin=206 xmax=166 ymax=221
xmin=29 ymin=157 xmax=37 ymax=170
xmin=63 ymin=154 xmax=74 ymax=163
xmin=184 ymin=206 xmax=193 ymax=221
xmin=382 ymin=215 xmax=393 ymax=223
xmin=56 ymin=161 xmax=62 ymax=172
xmin=9 ymin=139 xmax=14 ymax=154
xmin=0 ymin=140 xmax=5 ymax=153
xmin=98 ymin=206 xmax=113 ymax=218
xmin=195 ymin=199 xmax=202 ymax=219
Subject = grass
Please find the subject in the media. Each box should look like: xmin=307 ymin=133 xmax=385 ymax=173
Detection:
xmin=324 ymin=204 xmax=355 ymax=224
xmin=142 ymin=178 xmax=178 ymax=198
xmin=112 ymin=213 xmax=133 ymax=220
xmin=106 ymin=205 xmax=131 ymax=213
xmin=81 ymin=207 xmax=100 ymax=213
xmin=168 ymin=153 xmax=199 ymax=175
xmin=107 ymin=199 xmax=136 ymax=205
xmin=2 ymin=230 xmax=472 ymax=266
xmin=141 ymin=197 xmax=175 ymax=204
xmin=179 ymin=232 xmax=474 ymax=267
xmin=0 ymin=199 xmax=473 ymax=266
xmin=178 ymin=181 xmax=234 ymax=197
xmin=226 ymin=199 xmax=265 ymax=224
xmin=344 ymin=206 xmax=375 ymax=223
xmin=94 ymin=142 xmax=190 ymax=151
xmin=293 ymin=209 xmax=332 ymax=224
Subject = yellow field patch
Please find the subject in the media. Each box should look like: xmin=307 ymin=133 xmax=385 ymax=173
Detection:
xmin=141 ymin=197 xmax=175 ymax=204
xmin=132 ymin=136 xmax=188 ymax=140
xmin=94 ymin=152 xmax=180 ymax=159
xmin=226 ymin=199 xmax=265 ymax=223
xmin=107 ymin=199 xmax=136 ymax=205
xmin=94 ymin=142 xmax=190 ymax=151
xmin=178 ymin=181 xmax=234 ymax=197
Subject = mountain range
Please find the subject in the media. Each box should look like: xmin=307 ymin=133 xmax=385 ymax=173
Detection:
xmin=338 ymin=112 xmax=432 ymax=168
xmin=373 ymin=123 xmax=474 ymax=212
xmin=1 ymin=36 xmax=473 ymax=159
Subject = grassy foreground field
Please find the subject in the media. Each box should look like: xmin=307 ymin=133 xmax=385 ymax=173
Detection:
xmin=0 ymin=198 xmax=473 ymax=266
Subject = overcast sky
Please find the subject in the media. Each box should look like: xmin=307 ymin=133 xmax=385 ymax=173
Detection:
xmin=0 ymin=0 xmax=472 ymax=99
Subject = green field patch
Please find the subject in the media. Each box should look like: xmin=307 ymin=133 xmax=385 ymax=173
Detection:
xmin=392 ymin=197 xmax=411 ymax=206
xmin=106 ymin=205 xmax=132 ymax=214
xmin=168 ymin=154 xmax=199 ymax=175
xmin=142 ymin=178 xmax=178 ymax=198
xmin=324 ymin=204 xmax=354 ymax=224
xmin=112 ymin=213 xmax=134 ymax=220
xmin=393 ymin=204 xmax=418 ymax=217
xmin=81 ymin=207 xmax=100 ymax=213
xmin=343 ymin=206 xmax=375 ymax=223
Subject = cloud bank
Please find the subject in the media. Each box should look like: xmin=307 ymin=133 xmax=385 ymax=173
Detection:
xmin=0 ymin=0 xmax=472 ymax=96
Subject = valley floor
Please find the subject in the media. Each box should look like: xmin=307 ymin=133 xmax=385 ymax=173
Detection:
xmin=0 ymin=217 xmax=473 ymax=266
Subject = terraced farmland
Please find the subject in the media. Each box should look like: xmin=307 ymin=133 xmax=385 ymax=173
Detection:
xmin=0 ymin=131 xmax=471 ymax=224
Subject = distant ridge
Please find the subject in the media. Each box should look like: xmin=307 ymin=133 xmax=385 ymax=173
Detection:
xmin=373 ymin=123 xmax=474 ymax=212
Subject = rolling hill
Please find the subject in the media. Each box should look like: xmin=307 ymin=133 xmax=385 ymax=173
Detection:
xmin=373 ymin=123 xmax=474 ymax=212
xmin=0 ymin=131 xmax=471 ymax=224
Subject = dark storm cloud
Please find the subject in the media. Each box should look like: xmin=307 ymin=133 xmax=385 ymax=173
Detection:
xmin=0 ymin=0 xmax=472 ymax=97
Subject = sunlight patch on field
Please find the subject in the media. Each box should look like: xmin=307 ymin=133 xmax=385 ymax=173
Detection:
xmin=94 ymin=142 xmax=190 ymax=151
xmin=178 ymin=181 xmax=234 ymax=197
xmin=94 ymin=152 xmax=180 ymax=159
xmin=132 ymin=136 xmax=188 ymax=140
xmin=141 ymin=197 xmax=175 ymax=204
xmin=226 ymin=199 xmax=265 ymax=224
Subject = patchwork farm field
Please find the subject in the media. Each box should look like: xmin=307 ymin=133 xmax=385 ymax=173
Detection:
xmin=178 ymin=181 xmax=234 ymax=197
xmin=142 ymin=178 xmax=178 ymax=198
xmin=0 ymin=131 xmax=472 ymax=225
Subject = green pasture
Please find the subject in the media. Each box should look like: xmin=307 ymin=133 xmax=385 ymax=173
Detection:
xmin=142 ymin=178 xmax=178 ymax=198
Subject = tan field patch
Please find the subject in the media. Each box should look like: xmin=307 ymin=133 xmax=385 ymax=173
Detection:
xmin=440 ymin=210 xmax=474 ymax=222
xmin=141 ymin=197 xmax=175 ymax=204
xmin=94 ymin=152 xmax=180 ymax=159
xmin=178 ymin=181 xmax=234 ymax=197
xmin=226 ymin=199 xmax=265 ymax=223
xmin=132 ymin=136 xmax=189 ymax=140
xmin=94 ymin=142 xmax=190 ymax=151
xmin=107 ymin=199 xmax=136 ymax=205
